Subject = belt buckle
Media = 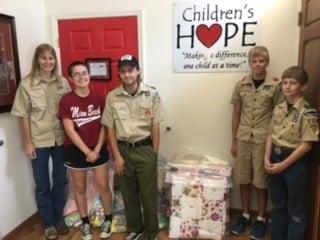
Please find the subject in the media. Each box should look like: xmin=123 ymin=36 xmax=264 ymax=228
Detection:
xmin=274 ymin=146 xmax=281 ymax=155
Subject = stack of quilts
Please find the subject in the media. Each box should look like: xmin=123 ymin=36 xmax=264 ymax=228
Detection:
xmin=166 ymin=151 xmax=232 ymax=239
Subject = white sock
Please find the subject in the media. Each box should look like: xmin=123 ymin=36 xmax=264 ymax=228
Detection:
xmin=257 ymin=216 xmax=266 ymax=222
xmin=242 ymin=213 xmax=250 ymax=219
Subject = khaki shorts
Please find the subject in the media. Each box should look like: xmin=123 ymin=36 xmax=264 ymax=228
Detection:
xmin=234 ymin=139 xmax=267 ymax=189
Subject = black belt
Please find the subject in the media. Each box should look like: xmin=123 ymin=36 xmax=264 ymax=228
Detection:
xmin=118 ymin=137 xmax=152 ymax=148
xmin=273 ymin=145 xmax=295 ymax=155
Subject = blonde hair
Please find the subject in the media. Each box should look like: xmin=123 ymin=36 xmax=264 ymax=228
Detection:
xmin=28 ymin=43 xmax=61 ymax=86
xmin=248 ymin=46 xmax=270 ymax=63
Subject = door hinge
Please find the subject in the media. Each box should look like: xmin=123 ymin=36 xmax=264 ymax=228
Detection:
xmin=298 ymin=11 xmax=303 ymax=26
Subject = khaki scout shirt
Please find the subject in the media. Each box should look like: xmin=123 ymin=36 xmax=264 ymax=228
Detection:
xmin=270 ymin=97 xmax=319 ymax=148
xmin=11 ymin=74 xmax=70 ymax=148
xmin=101 ymin=83 xmax=163 ymax=142
xmin=231 ymin=73 xmax=284 ymax=143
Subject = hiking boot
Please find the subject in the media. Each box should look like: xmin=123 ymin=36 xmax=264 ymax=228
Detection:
xmin=56 ymin=221 xmax=69 ymax=235
xmin=126 ymin=232 xmax=144 ymax=240
xmin=100 ymin=220 xmax=112 ymax=239
xmin=44 ymin=226 xmax=58 ymax=240
xmin=250 ymin=220 xmax=268 ymax=240
xmin=230 ymin=215 xmax=250 ymax=235
xmin=81 ymin=223 xmax=93 ymax=240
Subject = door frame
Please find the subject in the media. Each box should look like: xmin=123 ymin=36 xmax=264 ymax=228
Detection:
xmin=49 ymin=10 xmax=146 ymax=80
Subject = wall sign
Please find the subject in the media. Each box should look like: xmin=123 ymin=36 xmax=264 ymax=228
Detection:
xmin=173 ymin=0 xmax=263 ymax=73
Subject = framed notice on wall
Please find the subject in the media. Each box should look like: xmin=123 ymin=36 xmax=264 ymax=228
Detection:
xmin=85 ymin=58 xmax=111 ymax=80
xmin=0 ymin=13 xmax=21 ymax=113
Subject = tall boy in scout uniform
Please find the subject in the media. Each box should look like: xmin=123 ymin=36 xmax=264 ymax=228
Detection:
xmin=230 ymin=46 xmax=283 ymax=239
xmin=101 ymin=55 xmax=163 ymax=240
xmin=265 ymin=66 xmax=319 ymax=240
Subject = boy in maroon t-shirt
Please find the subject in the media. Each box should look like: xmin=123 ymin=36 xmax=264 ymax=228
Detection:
xmin=59 ymin=61 xmax=112 ymax=240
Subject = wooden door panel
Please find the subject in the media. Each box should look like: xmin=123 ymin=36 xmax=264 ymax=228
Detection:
xmin=306 ymin=0 xmax=320 ymax=24
xmin=299 ymin=0 xmax=320 ymax=239
xmin=58 ymin=16 xmax=138 ymax=97
xmin=303 ymin=39 xmax=320 ymax=108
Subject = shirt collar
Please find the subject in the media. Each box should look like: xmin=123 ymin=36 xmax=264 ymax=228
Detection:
xmin=291 ymin=96 xmax=305 ymax=111
xmin=33 ymin=72 xmax=58 ymax=86
xmin=241 ymin=72 xmax=275 ymax=86
xmin=116 ymin=82 xmax=149 ymax=96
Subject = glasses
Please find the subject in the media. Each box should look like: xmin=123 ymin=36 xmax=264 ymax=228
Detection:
xmin=72 ymin=71 xmax=89 ymax=78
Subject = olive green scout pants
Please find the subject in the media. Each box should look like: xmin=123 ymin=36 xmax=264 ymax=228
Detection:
xmin=118 ymin=144 xmax=159 ymax=238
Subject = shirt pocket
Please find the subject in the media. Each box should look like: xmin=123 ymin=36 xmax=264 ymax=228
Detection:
xmin=139 ymin=101 xmax=153 ymax=119
xmin=286 ymin=122 xmax=300 ymax=141
xmin=261 ymin=89 xmax=274 ymax=105
xmin=29 ymin=88 xmax=47 ymax=110
xmin=240 ymin=91 xmax=253 ymax=107
xmin=112 ymin=102 xmax=128 ymax=120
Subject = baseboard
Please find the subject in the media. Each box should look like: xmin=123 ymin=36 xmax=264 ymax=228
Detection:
xmin=3 ymin=212 xmax=40 ymax=240
xmin=2 ymin=208 xmax=268 ymax=239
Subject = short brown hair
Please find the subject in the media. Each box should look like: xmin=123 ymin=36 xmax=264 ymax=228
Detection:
xmin=282 ymin=66 xmax=308 ymax=85
xmin=67 ymin=61 xmax=88 ymax=76
xmin=248 ymin=46 xmax=269 ymax=63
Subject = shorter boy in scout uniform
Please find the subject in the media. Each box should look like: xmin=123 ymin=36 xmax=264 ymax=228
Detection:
xmin=230 ymin=46 xmax=283 ymax=239
xmin=101 ymin=55 xmax=163 ymax=240
xmin=265 ymin=66 xmax=319 ymax=240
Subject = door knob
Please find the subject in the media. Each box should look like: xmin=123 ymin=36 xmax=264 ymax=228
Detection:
xmin=0 ymin=140 xmax=4 ymax=146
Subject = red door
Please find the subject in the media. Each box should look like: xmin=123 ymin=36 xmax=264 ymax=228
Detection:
xmin=58 ymin=16 xmax=138 ymax=97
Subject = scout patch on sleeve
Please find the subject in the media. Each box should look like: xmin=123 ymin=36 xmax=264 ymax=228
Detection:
xmin=303 ymin=109 xmax=318 ymax=117
xmin=303 ymin=109 xmax=318 ymax=124
xmin=309 ymin=124 xmax=320 ymax=136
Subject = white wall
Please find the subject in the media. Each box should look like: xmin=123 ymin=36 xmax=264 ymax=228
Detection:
xmin=0 ymin=0 xmax=47 ymax=237
xmin=0 ymin=0 xmax=301 ymax=236
xmin=45 ymin=0 xmax=300 ymax=210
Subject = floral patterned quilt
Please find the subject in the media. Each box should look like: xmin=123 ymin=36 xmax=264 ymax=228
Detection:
xmin=166 ymin=170 xmax=229 ymax=239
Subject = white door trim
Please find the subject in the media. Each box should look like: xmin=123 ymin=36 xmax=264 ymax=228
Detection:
xmin=50 ymin=10 xmax=146 ymax=81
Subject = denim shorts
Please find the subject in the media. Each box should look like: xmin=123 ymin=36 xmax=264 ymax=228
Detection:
xmin=64 ymin=144 xmax=109 ymax=170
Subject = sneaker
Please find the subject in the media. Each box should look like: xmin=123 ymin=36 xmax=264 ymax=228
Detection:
xmin=81 ymin=223 xmax=93 ymax=240
xmin=250 ymin=220 xmax=268 ymax=240
xmin=126 ymin=232 xmax=144 ymax=240
xmin=100 ymin=220 xmax=112 ymax=239
xmin=44 ymin=226 xmax=58 ymax=240
xmin=230 ymin=215 xmax=250 ymax=235
xmin=56 ymin=221 xmax=69 ymax=235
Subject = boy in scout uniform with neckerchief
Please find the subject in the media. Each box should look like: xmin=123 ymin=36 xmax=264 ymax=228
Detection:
xmin=230 ymin=46 xmax=284 ymax=239
xmin=264 ymin=66 xmax=319 ymax=240
xmin=101 ymin=55 xmax=163 ymax=240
